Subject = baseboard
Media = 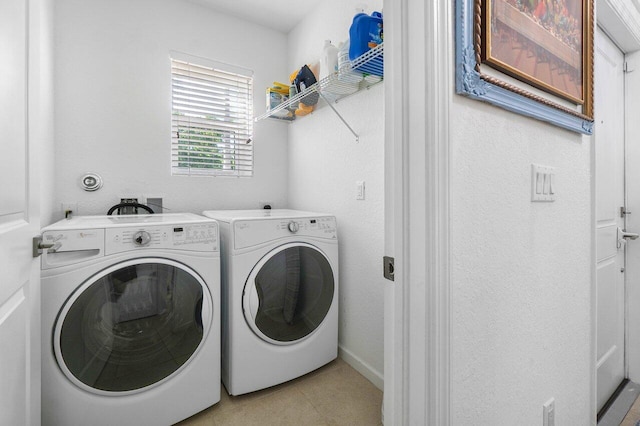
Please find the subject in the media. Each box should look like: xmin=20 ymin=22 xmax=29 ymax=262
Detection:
xmin=338 ymin=345 xmax=384 ymax=390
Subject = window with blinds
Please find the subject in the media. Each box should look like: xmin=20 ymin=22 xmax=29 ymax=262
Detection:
xmin=171 ymin=54 xmax=253 ymax=177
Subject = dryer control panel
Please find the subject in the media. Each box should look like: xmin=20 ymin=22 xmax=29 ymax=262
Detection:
xmin=233 ymin=216 xmax=337 ymax=250
xmin=105 ymin=223 xmax=218 ymax=254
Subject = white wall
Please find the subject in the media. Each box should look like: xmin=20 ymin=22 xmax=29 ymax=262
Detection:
xmin=53 ymin=0 xmax=289 ymax=219
xmin=449 ymin=97 xmax=592 ymax=423
xmin=287 ymin=0 xmax=385 ymax=388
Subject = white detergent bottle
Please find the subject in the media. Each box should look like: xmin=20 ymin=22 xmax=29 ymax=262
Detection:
xmin=319 ymin=40 xmax=339 ymax=81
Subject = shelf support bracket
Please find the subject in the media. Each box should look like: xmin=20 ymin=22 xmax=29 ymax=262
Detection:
xmin=318 ymin=92 xmax=359 ymax=143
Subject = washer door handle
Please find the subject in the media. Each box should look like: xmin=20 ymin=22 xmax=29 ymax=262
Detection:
xmin=33 ymin=235 xmax=61 ymax=257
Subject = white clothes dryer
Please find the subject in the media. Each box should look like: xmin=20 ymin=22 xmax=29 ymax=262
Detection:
xmin=40 ymin=213 xmax=220 ymax=426
xmin=202 ymin=209 xmax=338 ymax=395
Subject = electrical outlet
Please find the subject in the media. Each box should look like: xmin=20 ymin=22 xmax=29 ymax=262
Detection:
xmin=543 ymin=398 xmax=555 ymax=426
xmin=356 ymin=181 xmax=365 ymax=200
xmin=61 ymin=202 xmax=78 ymax=219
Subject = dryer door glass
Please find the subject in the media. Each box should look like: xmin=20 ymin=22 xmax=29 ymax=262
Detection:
xmin=250 ymin=245 xmax=334 ymax=342
xmin=56 ymin=260 xmax=209 ymax=393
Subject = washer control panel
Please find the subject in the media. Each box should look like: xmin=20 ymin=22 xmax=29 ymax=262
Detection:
xmin=287 ymin=221 xmax=300 ymax=233
xmin=133 ymin=230 xmax=152 ymax=246
xmin=105 ymin=222 xmax=218 ymax=254
xmin=234 ymin=216 xmax=337 ymax=250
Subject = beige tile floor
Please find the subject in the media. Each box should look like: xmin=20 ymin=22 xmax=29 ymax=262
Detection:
xmin=175 ymin=358 xmax=383 ymax=426
xmin=621 ymin=396 xmax=640 ymax=426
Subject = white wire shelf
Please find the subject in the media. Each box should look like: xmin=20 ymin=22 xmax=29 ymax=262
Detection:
xmin=255 ymin=42 xmax=384 ymax=141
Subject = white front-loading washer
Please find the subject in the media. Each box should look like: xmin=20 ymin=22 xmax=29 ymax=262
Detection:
xmin=201 ymin=209 xmax=338 ymax=395
xmin=40 ymin=213 xmax=220 ymax=426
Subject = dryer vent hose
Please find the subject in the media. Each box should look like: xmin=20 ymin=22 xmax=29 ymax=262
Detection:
xmin=107 ymin=202 xmax=155 ymax=215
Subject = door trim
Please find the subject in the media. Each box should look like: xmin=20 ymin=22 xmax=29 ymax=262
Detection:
xmin=384 ymin=0 xmax=452 ymax=424
xmin=598 ymin=0 xmax=640 ymax=53
xmin=617 ymin=8 xmax=640 ymax=384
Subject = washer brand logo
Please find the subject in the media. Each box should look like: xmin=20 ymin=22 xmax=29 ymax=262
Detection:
xmin=78 ymin=232 xmax=97 ymax=239
xmin=237 ymin=223 xmax=250 ymax=230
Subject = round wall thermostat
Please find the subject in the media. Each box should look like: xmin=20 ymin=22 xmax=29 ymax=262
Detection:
xmin=80 ymin=173 xmax=103 ymax=191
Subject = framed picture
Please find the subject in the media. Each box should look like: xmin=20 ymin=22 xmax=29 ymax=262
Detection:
xmin=456 ymin=0 xmax=594 ymax=134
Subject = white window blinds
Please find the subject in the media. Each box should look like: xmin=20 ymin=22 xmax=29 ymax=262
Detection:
xmin=171 ymin=54 xmax=253 ymax=177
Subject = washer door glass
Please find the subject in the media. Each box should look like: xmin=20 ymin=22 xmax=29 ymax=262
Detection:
xmin=243 ymin=243 xmax=335 ymax=344
xmin=55 ymin=259 xmax=211 ymax=393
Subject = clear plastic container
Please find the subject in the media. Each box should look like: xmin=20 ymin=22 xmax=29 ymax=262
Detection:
xmin=319 ymin=40 xmax=339 ymax=81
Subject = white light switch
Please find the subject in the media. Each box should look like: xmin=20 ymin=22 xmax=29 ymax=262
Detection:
xmin=531 ymin=164 xmax=555 ymax=202
xmin=536 ymin=172 xmax=543 ymax=194
xmin=356 ymin=181 xmax=365 ymax=200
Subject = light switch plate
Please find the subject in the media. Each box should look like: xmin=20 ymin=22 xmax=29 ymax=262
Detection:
xmin=532 ymin=164 xmax=555 ymax=202
xmin=356 ymin=181 xmax=365 ymax=200
xmin=543 ymin=398 xmax=555 ymax=426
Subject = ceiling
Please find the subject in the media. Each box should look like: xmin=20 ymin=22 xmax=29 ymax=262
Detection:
xmin=186 ymin=0 xmax=322 ymax=33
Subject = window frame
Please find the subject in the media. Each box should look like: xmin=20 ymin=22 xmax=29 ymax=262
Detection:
xmin=170 ymin=52 xmax=254 ymax=177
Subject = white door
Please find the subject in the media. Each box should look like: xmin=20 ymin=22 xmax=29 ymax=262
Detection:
xmin=0 ymin=0 xmax=41 ymax=423
xmin=595 ymin=28 xmax=626 ymax=412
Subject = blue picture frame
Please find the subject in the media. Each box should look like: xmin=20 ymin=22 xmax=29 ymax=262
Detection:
xmin=455 ymin=0 xmax=594 ymax=135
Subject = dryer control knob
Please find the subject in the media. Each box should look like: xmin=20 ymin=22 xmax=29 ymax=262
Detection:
xmin=288 ymin=221 xmax=299 ymax=233
xmin=133 ymin=230 xmax=151 ymax=246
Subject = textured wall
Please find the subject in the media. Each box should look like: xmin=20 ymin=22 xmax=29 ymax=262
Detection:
xmin=53 ymin=0 xmax=289 ymax=219
xmin=449 ymin=96 xmax=592 ymax=424
xmin=287 ymin=0 xmax=385 ymax=388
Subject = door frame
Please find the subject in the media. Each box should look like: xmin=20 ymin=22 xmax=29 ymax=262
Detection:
xmin=625 ymin=49 xmax=640 ymax=383
xmin=599 ymin=1 xmax=640 ymax=385
xmin=593 ymin=0 xmax=640 ymax=417
xmin=384 ymin=0 xmax=452 ymax=424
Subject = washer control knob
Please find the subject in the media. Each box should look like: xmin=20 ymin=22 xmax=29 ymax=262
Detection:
xmin=133 ymin=230 xmax=151 ymax=246
xmin=288 ymin=221 xmax=299 ymax=233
